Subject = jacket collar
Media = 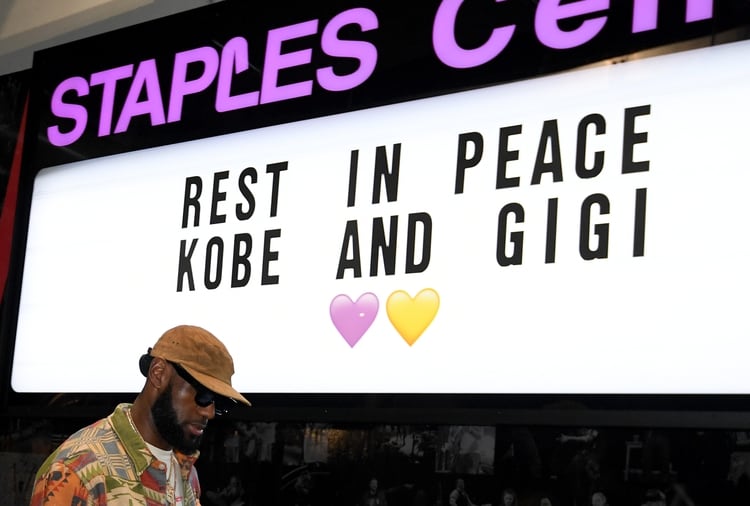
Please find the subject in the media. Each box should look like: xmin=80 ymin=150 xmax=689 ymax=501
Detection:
xmin=110 ymin=403 xmax=200 ymax=475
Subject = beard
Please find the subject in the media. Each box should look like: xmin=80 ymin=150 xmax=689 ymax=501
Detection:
xmin=151 ymin=382 xmax=202 ymax=454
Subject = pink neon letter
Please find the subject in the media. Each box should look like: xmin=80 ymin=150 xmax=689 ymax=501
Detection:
xmin=90 ymin=64 xmax=133 ymax=137
xmin=168 ymin=46 xmax=220 ymax=123
xmin=48 ymin=76 xmax=89 ymax=147
xmin=535 ymin=0 xmax=609 ymax=49
xmin=260 ymin=19 xmax=318 ymax=104
xmin=317 ymin=8 xmax=378 ymax=92
xmin=115 ymin=59 xmax=166 ymax=134
xmin=632 ymin=0 xmax=713 ymax=33
xmin=216 ymin=37 xmax=260 ymax=112
xmin=433 ymin=0 xmax=515 ymax=69
xmin=686 ymin=0 xmax=714 ymax=22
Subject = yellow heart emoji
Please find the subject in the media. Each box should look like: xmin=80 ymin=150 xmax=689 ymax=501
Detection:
xmin=386 ymin=288 xmax=440 ymax=346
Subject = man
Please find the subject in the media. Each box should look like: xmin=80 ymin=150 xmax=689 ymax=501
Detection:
xmin=29 ymin=324 xmax=251 ymax=505
xmin=449 ymin=478 xmax=476 ymax=506
xmin=360 ymin=477 xmax=388 ymax=506
xmin=591 ymin=491 xmax=608 ymax=506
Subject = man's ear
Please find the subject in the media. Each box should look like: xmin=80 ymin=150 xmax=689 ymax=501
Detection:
xmin=148 ymin=357 xmax=171 ymax=390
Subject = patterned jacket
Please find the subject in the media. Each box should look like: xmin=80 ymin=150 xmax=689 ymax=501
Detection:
xmin=29 ymin=403 xmax=202 ymax=505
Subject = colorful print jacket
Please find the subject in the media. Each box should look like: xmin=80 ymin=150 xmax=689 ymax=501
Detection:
xmin=29 ymin=403 xmax=202 ymax=505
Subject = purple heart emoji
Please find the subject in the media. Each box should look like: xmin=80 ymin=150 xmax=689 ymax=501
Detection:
xmin=329 ymin=292 xmax=379 ymax=347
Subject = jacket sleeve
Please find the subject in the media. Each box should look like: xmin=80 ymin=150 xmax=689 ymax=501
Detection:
xmin=29 ymin=461 xmax=89 ymax=506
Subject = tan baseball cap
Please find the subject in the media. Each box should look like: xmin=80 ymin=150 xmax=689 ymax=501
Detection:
xmin=145 ymin=325 xmax=251 ymax=406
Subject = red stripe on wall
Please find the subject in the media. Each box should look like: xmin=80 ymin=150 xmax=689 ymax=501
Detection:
xmin=0 ymin=94 xmax=29 ymax=303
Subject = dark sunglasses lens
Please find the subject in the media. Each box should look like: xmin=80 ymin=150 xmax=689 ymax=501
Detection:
xmin=194 ymin=390 xmax=215 ymax=408
xmin=194 ymin=388 xmax=232 ymax=415
xmin=172 ymin=363 xmax=232 ymax=415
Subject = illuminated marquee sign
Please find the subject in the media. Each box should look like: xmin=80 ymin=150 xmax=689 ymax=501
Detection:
xmin=8 ymin=0 xmax=750 ymax=396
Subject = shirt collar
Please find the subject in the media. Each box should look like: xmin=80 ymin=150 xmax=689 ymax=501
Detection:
xmin=110 ymin=403 xmax=200 ymax=474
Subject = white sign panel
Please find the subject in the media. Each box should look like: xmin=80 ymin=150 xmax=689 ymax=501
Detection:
xmin=12 ymin=40 xmax=750 ymax=395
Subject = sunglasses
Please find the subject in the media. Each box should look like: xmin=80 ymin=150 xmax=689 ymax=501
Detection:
xmin=169 ymin=362 xmax=234 ymax=416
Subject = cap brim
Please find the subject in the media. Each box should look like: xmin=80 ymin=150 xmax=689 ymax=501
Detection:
xmin=184 ymin=365 xmax=251 ymax=406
